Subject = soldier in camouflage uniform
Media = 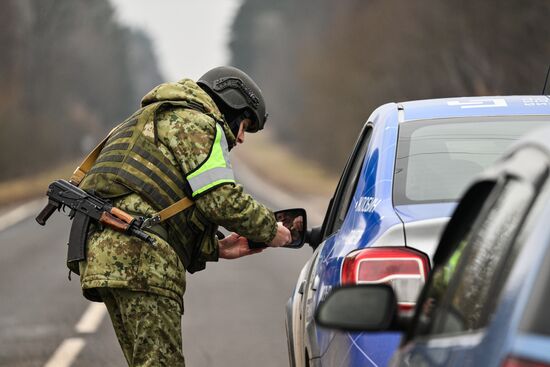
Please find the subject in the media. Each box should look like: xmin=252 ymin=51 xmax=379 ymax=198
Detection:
xmin=78 ymin=66 xmax=291 ymax=366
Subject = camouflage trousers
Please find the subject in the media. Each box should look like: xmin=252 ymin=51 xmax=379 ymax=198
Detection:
xmin=98 ymin=288 xmax=185 ymax=367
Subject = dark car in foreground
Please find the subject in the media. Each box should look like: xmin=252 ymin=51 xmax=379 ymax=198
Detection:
xmin=317 ymin=126 xmax=550 ymax=367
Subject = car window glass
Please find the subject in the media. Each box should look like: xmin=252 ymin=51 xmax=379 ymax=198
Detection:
xmin=412 ymin=180 xmax=533 ymax=338
xmin=520 ymin=247 xmax=550 ymax=336
xmin=518 ymin=184 xmax=550 ymax=336
xmin=407 ymin=181 xmax=497 ymax=338
xmin=331 ymin=128 xmax=372 ymax=234
xmin=394 ymin=116 xmax=550 ymax=205
xmin=323 ymin=126 xmax=372 ymax=237
xmin=412 ymin=224 xmax=475 ymax=337
xmin=436 ymin=181 xmax=533 ymax=334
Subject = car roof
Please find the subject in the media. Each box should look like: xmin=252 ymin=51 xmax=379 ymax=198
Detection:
xmin=399 ymin=95 xmax=550 ymax=122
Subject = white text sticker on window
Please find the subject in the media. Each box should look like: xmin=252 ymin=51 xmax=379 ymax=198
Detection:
xmin=522 ymin=97 xmax=549 ymax=106
xmin=447 ymin=99 xmax=507 ymax=109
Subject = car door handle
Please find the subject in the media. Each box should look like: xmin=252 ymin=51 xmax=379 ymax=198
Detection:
xmin=311 ymin=275 xmax=320 ymax=291
xmin=298 ymin=280 xmax=306 ymax=295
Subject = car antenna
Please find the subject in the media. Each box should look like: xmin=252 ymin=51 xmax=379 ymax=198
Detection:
xmin=543 ymin=63 xmax=550 ymax=95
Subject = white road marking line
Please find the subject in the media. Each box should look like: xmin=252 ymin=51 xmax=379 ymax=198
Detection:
xmin=75 ymin=303 xmax=107 ymax=334
xmin=43 ymin=337 xmax=85 ymax=367
xmin=43 ymin=304 xmax=107 ymax=367
xmin=0 ymin=198 xmax=45 ymax=233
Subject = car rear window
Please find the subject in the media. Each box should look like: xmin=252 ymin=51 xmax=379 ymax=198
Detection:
xmin=393 ymin=116 xmax=550 ymax=205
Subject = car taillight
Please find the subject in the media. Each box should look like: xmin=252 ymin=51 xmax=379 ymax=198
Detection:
xmin=502 ymin=356 xmax=550 ymax=367
xmin=341 ymin=247 xmax=430 ymax=310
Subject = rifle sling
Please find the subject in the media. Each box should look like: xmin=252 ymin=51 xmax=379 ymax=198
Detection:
xmin=156 ymin=197 xmax=195 ymax=222
xmin=70 ymin=130 xmax=114 ymax=186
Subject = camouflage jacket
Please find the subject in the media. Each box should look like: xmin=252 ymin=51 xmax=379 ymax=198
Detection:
xmin=79 ymin=79 xmax=277 ymax=305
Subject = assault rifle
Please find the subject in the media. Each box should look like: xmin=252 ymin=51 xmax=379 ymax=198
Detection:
xmin=36 ymin=180 xmax=155 ymax=270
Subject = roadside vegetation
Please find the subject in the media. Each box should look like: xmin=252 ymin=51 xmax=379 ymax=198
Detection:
xmin=234 ymin=131 xmax=337 ymax=196
xmin=0 ymin=0 xmax=163 ymax=181
xmin=0 ymin=142 xmax=337 ymax=207
xmin=0 ymin=161 xmax=78 ymax=207
xmin=2 ymin=0 xmax=549 ymax=207
xmin=230 ymin=0 xmax=550 ymax=172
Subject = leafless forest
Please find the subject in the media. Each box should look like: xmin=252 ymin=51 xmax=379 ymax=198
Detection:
xmin=1 ymin=0 xmax=549 ymax=181
xmin=230 ymin=0 xmax=550 ymax=170
xmin=0 ymin=0 xmax=162 ymax=181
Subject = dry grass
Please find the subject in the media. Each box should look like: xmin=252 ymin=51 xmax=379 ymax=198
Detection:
xmin=0 ymin=135 xmax=337 ymax=208
xmin=233 ymin=131 xmax=337 ymax=196
xmin=0 ymin=161 xmax=79 ymax=207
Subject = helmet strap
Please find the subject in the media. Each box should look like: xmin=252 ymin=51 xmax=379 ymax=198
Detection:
xmin=217 ymin=104 xmax=244 ymax=139
xmin=228 ymin=116 xmax=242 ymax=139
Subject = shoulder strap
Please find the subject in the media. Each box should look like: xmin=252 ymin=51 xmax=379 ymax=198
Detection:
xmin=69 ymin=107 xmax=196 ymax=224
xmin=69 ymin=126 xmax=118 ymax=186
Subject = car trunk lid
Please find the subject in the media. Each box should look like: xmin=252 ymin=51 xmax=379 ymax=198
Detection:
xmin=394 ymin=202 xmax=456 ymax=260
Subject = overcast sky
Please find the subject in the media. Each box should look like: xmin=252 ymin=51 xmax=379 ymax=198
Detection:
xmin=110 ymin=0 xmax=243 ymax=81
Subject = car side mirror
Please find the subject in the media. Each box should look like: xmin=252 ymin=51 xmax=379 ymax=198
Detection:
xmin=315 ymin=284 xmax=398 ymax=332
xmin=275 ymin=208 xmax=307 ymax=249
xmin=247 ymin=208 xmax=307 ymax=249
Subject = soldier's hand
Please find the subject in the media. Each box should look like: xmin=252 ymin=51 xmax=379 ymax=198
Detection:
xmin=268 ymin=222 xmax=292 ymax=248
xmin=219 ymin=233 xmax=264 ymax=259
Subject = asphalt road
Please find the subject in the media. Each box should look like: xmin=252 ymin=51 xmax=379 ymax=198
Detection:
xmin=0 ymin=163 xmax=326 ymax=367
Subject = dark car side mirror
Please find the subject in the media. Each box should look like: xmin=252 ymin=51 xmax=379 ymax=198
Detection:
xmin=275 ymin=208 xmax=307 ymax=249
xmin=315 ymin=284 xmax=398 ymax=332
xmin=248 ymin=208 xmax=307 ymax=249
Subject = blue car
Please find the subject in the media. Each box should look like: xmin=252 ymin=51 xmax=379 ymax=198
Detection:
xmin=315 ymin=125 xmax=550 ymax=367
xmin=286 ymin=96 xmax=550 ymax=367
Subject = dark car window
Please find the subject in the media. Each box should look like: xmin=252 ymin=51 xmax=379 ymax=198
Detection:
xmin=394 ymin=116 xmax=550 ymax=205
xmin=435 ymin=181 xmax=533 ymax=334
xmin=410 ymin=179 xmax=534 ymax=338
xmin=520 ymin=242 xmax=550 ymax=336
xmin=518 ymin=184 xmax=550 ymax=337
xmin=322 ymin=125 xmax=372 ymax=238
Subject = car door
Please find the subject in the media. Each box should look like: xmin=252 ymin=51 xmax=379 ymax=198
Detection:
xmin=301 ymin=123 xmax=374 ymax=361
xmin=394 ymin=147 xmax=549 ymax=367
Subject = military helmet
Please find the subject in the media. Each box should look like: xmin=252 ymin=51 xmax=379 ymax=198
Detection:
xmin=197 ymin=66 xmax=268 ymax=133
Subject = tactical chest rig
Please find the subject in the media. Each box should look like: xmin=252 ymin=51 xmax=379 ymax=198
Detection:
xmin=76 ymin=100 xmax=226 ymax=273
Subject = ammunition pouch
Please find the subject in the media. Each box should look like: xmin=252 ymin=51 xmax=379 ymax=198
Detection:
xmin=186 ymin=208 xmax=218 ymax=273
